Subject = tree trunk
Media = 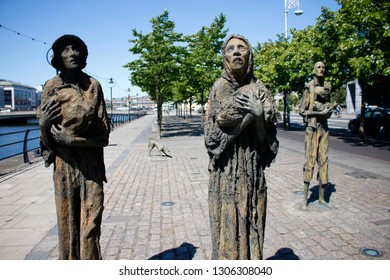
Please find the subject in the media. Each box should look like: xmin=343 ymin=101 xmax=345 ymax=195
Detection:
xmin=157 ymin=101 xmax=162 ymax=138
xmin=189 ymin=98 xmax=193 ymax=121
xmin=358 ymin=79 xmax=367 ymax=140
xmin=283 ymin=91 xmax=290 ymax=129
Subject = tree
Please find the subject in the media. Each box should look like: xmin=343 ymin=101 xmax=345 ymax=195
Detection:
xmin=171 ymin=49 xmax=196 ymax=119
xmin=331 ymin=86 xmax=347 ymax=107
xmin=254 ymin=29 xmax=321 ymax=128
xmin=254 ymin=36 xmax=288 ymax=93
xmin=183 ymin=13 xmax=228 ymax=125
xmin=124 ymin=10 xmax=185 ymax=136
xmin=254 ymin=37 xmax=291 ymax=127
xmin=255 ymin=0 xmax=389 ymax=135
xmin=328 ymin=0 xmax=389 ymax=137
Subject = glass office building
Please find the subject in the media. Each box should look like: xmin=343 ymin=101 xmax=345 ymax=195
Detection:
xmin=0 ymin=79 xmax=42 ymax=111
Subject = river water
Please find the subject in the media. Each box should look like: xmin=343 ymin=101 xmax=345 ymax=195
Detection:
xmin=0 ymin=120 xmax=40 ymax=160
xmin=0 ymin=113 xmax=142 ymax=160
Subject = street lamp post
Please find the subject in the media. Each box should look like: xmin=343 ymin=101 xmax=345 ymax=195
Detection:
xmin=107 ymin=78 xmax=115 ymax=119
xmin=284 ymin=0 xmax=303 ymax=39
xmin=283 ymin=0 xmax=303 ymax=128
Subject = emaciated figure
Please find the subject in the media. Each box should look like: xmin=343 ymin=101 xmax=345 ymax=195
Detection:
xmin=299 ymin=61 xmax=332 ymax=210
xmin=37 ymin=35 xmax=110 ymax=259
xmin=204 ymin=34 xmax=278 ymax=259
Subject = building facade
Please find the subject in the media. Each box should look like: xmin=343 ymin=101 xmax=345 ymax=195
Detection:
xmin=0 ymin=79 xmax=42 ymax=111
xmin=346 ymin=80 xmax=362 ymax=115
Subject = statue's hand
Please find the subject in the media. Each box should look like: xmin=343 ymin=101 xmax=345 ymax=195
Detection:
xmin=326 ymin=107 xmax=333 ymax=118
xmin=322 ymin=105 xmax=333 ymax=118
xmin=236 ymin=93 xmax=263 ymax=117
xmin=39 ymin=99 xmax=61 ymax=129
xmin=50 ymin=125 xmax=74 ymax=146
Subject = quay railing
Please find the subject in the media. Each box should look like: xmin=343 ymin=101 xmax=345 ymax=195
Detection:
xmin=0 ymin=111 xmax=148 ymax=164
xmin=109 ymin=111 xmax=147 ymax=130
xmin=0 ymin=128 xmax=40 ymax=163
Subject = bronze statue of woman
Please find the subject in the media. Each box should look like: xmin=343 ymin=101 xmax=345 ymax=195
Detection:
xmin=37 ymin=35 xmax=110 ymax=259
xmin=204 ymin=34 xmax=279 ymax=259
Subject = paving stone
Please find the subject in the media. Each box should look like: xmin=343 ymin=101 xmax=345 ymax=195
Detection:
xmin=1 ymin=113 xmax=389 ymax=261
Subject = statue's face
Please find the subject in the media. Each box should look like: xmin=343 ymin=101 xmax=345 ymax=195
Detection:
xmin=225 ymin=38 xmax=250 ymax=74
xmin=314 ymin=62 xmax=325 ymax=77
xmin=61 ymin=44 xmax=81 ymax=70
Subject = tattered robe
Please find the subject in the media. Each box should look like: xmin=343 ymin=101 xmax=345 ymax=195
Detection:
xmin=37 ymin=73 xmax=109 ymax=259
xmin=204 ymin=65 xmax=278 ymax=259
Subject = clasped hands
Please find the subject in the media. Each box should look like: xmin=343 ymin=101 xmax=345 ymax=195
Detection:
xmin=39 ymin=99 xmax=74 ymax=146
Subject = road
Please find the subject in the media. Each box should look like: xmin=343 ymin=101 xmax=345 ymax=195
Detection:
xmin=278 ymin=114 xmax=390 ymax=178
xmin=289 ymin=113 xmax=351 ymax=130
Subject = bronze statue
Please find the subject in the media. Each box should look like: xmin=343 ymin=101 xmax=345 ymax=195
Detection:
xmin=204 ymin=34 xmax=279 ymax=259
xmin=37 ymin=35 xmax=110 ymax=259
xmin=299 ymin=61 xmax=332 ymax=210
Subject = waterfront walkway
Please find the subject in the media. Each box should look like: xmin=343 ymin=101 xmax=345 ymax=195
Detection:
xmin=0 ymin=113 xmax=389 ymax=260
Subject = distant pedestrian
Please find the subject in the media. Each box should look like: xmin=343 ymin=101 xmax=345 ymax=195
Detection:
xmin=37 ymin=34 xmax=110 ymax=259
xmin=336 ymin=104 xmax=342 ymax=118
xmin=204 ymin=34 xmax=278 ymax=259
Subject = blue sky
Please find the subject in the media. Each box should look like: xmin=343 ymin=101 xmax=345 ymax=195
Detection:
xmin=0 ymin=0 xmax=340 ymax=99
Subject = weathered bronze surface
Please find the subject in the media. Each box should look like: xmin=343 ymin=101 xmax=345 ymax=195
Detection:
xmin=204 ymin=34 xmax=279 ymax=259
xmin=299 ymin=61 xmax=332 ymax=210
xmin=37 ymin=35 xmax=110 ymax=259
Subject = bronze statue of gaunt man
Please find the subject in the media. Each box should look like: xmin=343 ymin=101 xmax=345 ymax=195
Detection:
xmin=204 ymin=34 xmax=279 ymax=259
xmin=299 ymin=61 xmax=332 ymax=210
xmin=37 ymin=35 xmax=110 ymax=259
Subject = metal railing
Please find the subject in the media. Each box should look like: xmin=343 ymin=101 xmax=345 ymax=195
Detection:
xmin=110 ymin=111 xmax=147 ymax=130
xmin=0 ymin=111 xmax=148 ymax=164
xmin=0 ymin=128 xmax=40 ymax=163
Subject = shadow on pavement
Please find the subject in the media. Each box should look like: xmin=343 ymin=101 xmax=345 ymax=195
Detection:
xmin=148 ymin=242 xmax=198 ymax=260
xmin=308 ymin=182 xmax=336 ymax=204
xmin=161 ymin=115 xmax=204 ymax=138
xmin=333 ymin=132 xmax=390 ymax=151
xmin=266 ymin=248 xmax=300 ymax=260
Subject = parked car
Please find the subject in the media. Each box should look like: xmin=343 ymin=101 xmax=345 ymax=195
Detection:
xmin=348 ymin=107 xmax=390 ymax=136
xmin=354 ymin=105 xmax=374 ymax=117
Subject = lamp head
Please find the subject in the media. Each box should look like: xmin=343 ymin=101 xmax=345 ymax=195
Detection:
xmin=107 ymin=77 xmax=115 ymax=88
xmin=294 ymin=9 xmax=303 ymax=16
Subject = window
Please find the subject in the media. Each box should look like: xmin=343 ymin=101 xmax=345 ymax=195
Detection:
xmin=4 ymin=90 xmax=12 ymax=105
xmin=372 ymin=111 xmax=383 ymax=118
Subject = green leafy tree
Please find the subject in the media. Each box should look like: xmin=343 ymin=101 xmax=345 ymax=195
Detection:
xmin=310 ymin=7 xmax=348 ymax=90
xmin=255 ymin=0 xmax=389 ymax=134
xmin=331 ymin=86 xmax=347 ymax=107
xmin=254 ymin=32 xmax=315 ymax=127
xmin=171 ymin=49 xmax=196 ymax=119
xmin=254 ymin=37 xmax=288 ymax=127
xmin=254 ymin=36 xmax=288 ymax=93
xmin=322 ymin=0 xmax=390 ymax=137
xmin=183 ymin=14 xmax=228 ymax=124
xmin=124 ymin=10 xmax=185 ymax=135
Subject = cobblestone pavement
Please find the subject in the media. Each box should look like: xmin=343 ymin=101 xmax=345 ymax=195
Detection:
xmin=0 ymin=113 xmax=389 ymax=260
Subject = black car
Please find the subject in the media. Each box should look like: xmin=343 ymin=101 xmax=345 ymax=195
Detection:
xmin=348 ymin=107 xmax=390 ymax=136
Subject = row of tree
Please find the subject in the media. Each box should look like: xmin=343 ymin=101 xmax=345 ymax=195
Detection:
xmin=124 ymin=10 xmax=227 ymax=133
xmin=254 ymin=0 xmax=389 ymax=126
xmin=124 ymin=0 xmax=389 ymax=133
